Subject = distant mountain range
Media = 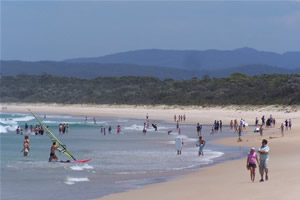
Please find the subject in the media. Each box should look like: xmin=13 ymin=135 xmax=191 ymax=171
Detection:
xmin=65 ymin=47 xmax=300 ymax=70
xmin=1 ymin=48 xmax=299 ymax=80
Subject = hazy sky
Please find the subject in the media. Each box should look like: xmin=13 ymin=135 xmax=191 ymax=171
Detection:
xmin=1 ymin=1 xmax=300 ymax=61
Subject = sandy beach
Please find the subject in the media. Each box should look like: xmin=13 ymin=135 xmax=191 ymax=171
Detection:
xmin=2 ymin=103 xmax=300 ymax=200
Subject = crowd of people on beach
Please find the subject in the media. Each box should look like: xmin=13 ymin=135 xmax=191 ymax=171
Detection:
xmin=16 ymin=111 xmax=292 ymax=185
xmin=174 ymin=114 xmax=186 ymax=122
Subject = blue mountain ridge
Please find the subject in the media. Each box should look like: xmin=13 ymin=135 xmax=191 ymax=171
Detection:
xmin=64 ymin=47 xmax=300 ymax=70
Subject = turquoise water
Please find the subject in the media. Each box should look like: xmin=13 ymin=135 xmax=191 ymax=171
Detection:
xmin=1 ymin=112 xmax=248 ymax=200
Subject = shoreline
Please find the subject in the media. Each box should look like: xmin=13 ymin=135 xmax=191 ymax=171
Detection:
xmin=1 ymin=103 xmax=298 ymax=125
xmin=1 ymin=103 xmax=300 ymax=200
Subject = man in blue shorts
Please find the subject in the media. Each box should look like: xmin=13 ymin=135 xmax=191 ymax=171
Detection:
xmin=258 ymin=139 xmax=270 ymax=182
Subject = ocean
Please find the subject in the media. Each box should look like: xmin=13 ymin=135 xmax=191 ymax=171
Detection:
xmin=0 ymin=112 xmax=249 ymax=200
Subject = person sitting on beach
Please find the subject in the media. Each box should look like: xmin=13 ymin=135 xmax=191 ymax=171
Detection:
xmin=246 ymin=147 xmax=259 ymax=182
xmin=49 ymin=142 xmax=59 ymax=162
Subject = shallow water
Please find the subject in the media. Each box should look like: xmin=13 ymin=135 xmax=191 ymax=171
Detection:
xmin=1 ymin=112 xmax=249 ymax=200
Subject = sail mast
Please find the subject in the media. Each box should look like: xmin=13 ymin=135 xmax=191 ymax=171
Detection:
xmin=28 ymin=109 xmax=76 ymax=161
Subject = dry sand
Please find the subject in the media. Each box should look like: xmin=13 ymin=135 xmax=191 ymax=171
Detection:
xmin=2 ymin=103 xmax=300 ymax=200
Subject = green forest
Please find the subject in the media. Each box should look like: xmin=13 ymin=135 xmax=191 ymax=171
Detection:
xmin=1 ymin=73 xmax=299 ymax=105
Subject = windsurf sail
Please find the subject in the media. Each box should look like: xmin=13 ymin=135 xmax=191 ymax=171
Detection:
xmin=28 ymin=109 xmax=76 ymax=161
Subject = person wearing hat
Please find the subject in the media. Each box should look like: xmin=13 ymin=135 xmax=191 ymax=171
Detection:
xmin=246 ymin=147 xmax=259 ymax=182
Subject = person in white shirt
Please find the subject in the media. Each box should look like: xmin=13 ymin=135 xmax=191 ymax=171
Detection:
xmin=258 ymin=139 xmax=270 ymax=182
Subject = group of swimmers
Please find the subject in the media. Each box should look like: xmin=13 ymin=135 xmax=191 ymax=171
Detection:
xmin=99 ymin=125 xmax=121 ymax=135
xmin=16 ymin=123 xmax=46 ymax=135
xmin=59 ymin=123 xmax=69 ymax=134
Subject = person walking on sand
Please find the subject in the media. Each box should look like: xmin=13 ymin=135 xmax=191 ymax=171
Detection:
xmin=49 ymin=142 xmax=59 ymax=162
xmin=258 ymin=139 xmax=270 ymax=182
xmin=246 ymin=147 xmax=259 ymax=182
xmin=259 ymin=125 xmax=264 ymax=136
xmin=280 ymin=122 xmax=284 ymax=136
xmin=237 ymin=126 xmax=242 ymax=142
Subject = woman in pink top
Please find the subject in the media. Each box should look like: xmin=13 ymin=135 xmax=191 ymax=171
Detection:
xmin=246 ymin=147 xmax=260 ymax=182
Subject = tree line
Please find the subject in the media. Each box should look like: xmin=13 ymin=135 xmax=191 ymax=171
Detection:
xmin=1 ymin=73 xmax=299 ymax=105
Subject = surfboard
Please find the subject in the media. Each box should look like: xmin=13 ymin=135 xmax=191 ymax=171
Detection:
xmin=60 ymin=158 xmax=92 ymax=163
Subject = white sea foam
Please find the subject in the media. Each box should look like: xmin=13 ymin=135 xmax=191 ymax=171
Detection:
xmin=0 ymin=120 xmax=18 ymax=133
xmin=13 ymin=116 xmax=35 ymax=122
xmin=116 ymin=119 xmax=128 ymax=123
xmin=44 ymin=115 xmax=73 ymax=119
xmin=42 ymin=120 xmax=82 ymax=125
xmin=69 ymin=164 xmax=94 ymax=171
xmin=124 ymin=124 xmax=145 ymax=131
xmin=0 ymin=115 xmax=34 ymax=133
xmin=64 ymin=176 xmax=89 ymax=185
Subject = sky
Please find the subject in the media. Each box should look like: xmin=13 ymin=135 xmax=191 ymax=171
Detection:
xmin=1 ymin=1 xmax=300 ymax=61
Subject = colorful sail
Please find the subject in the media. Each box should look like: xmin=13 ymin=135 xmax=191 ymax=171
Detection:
xmin=28 ymin=109 xmax=76 ymax=161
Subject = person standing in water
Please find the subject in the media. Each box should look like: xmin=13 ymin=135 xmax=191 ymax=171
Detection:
xmin=49 ymin=142 xmax=59 ymax=162
xmin=197 ymin=136 xmax=206 ymax=156
xmin=175 ymin=136 xmax=183 ymax=155
xmin=23 ymin=135 xmax=30 ymax=156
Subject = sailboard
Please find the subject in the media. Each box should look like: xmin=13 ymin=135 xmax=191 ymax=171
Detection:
xmin=29 ymin=109 xmax=91 ymax=163
xmin=60 ymin=158 xmax=92 ymax=163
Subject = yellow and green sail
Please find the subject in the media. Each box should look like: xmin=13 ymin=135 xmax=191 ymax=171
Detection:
xmin=29 ymin=109 xmax=76 ymax=161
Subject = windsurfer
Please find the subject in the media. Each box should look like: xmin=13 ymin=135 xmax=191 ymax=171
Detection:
xmin=49 ymin=142 xmax=59 ymax=162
